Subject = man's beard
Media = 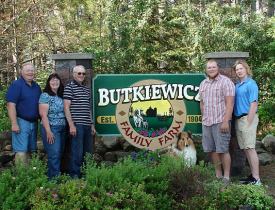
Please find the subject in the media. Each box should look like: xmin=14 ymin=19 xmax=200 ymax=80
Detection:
xmin=207 ymin=71 xmax=218 ymax=79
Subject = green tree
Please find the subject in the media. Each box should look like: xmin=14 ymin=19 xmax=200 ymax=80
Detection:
xmin=253 ymin=16 xmax=275 ymax=134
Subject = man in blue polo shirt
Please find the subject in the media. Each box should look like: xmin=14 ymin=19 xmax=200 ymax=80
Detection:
xmin=64 ymin=65 xmax=96 ymax=178
xmin=233 ymin=60 xmax=260 ymax=186
xmin=6 ymin=62 xmax=41 ymax=166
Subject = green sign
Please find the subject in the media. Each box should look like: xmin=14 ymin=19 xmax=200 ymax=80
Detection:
xmin=93 ymin=74 xmax=205 ymax=149
xmin=93 ymin=74 xmax=205 ymax=134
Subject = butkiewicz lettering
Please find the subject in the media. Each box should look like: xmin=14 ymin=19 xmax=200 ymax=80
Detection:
xmin=98 ymin=83 xmax=200 ymax=106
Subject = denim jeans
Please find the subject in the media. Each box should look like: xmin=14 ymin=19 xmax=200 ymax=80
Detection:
xmin=40 ymin=124 xmax=66 ymax=179
xmin=12 ymin=117 xmax=38 ymax=152
xmin=70 ymin=124 xmax=92 ymax=178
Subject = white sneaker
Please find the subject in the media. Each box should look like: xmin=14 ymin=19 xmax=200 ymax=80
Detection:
xmin=242 ymin=176 xmax=261 ymax=186
xmin=252 ymin=179 xmax=261 ymax=186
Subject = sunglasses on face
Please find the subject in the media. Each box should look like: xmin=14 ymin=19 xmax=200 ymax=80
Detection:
xmin=75 ymin=72 xmax=86 ymax=76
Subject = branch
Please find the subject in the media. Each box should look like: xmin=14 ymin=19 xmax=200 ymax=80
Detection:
xmin=1 ymin=4 xmax=32 ymax=34
xmin=32 ymin=0 xmax=56 ymax=51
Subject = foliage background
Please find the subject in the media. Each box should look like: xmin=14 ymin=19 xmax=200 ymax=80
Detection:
xmin=0 ymin=0 xmax=274 ymax=134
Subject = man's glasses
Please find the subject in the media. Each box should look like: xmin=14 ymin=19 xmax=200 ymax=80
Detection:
xmin=75 ymin=72 xmax=86 ymax=76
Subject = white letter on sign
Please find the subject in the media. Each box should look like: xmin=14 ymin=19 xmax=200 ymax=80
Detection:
xmin=98 ymin=88 xmax=109 ymax=106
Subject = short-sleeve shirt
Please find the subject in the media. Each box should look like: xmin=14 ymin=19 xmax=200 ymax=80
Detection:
xmin=6 ymin=77 xmax=41 ymax=121
xmin=63 ymin=80 xmax=91 ymax=126
xmin=234 ymin=77 xmax=258 ymax=117
xmin=39 ymin=93 xmax=66 ymax=126
xmin=199 ymin=74 xmax=235 ymax=126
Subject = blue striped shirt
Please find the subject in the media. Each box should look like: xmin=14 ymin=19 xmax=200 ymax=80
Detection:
xmin=63 ymin=80 xmax=91 ymax=126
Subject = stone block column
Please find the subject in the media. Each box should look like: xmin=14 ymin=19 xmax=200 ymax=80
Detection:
xmin=51 ymin=53 xmax=96 ymax=174
xmin=204 ymin=51 xmax=249 ymax=176
xmin=51 ymin=53 xmax=95 ymax=90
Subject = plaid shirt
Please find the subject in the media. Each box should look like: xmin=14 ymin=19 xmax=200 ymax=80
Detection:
xmin=199 ymin=74 xmax=235 ymax=126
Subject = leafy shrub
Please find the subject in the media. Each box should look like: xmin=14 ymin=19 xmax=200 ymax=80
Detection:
xmin=83 ymin=154 xmax=182 ymax=210
xmin=131 ymin=148 xmax=162 ymax=166
xmin=30 ymin=153 xmax=184 ymax=209
xmin=0 ymin=153 xmax=48 ymax=210
xmin=254 ymin=64 xmax=275 ymax=136
xmin=0 ymin=87 xmax=11 ymax=132
xmin=200 ymin=181 xmax=275 ymax=210
xmin=31 ymin=178 xmax=156 ymax=210
xmin=168 ymin=160 xmax=214 ymax=209
xmin=1 ymin=152 xmax=274 ymax=210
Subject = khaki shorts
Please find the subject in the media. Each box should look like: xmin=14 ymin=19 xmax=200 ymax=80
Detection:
xmin=235 ymin=114 xmax=259 ymax=149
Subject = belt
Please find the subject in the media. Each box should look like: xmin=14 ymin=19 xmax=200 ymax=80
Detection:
xmin=236 ymin=114 xmax=248 ymax=119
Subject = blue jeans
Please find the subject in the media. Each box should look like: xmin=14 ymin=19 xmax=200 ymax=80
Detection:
xmin=70 ymin=124 xmax=92 ymax=178
xmin=12 ymin=117 xmax=38 ymax=152
xmin=40 ymin=124 xmax=66 ymax=179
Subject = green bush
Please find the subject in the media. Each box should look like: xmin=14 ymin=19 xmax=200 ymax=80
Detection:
xmin=254 ymin=64 xmax=275 ymax=136
xmin=0 ymin=87 xmax=11 ymax=132
xmin=0 ymin=153 xmax=48 ymax=210
xmin=130 ymin=148 xmax=162 ymax=166
xmin=83 ymin=153 xmax=180 ymax=210
xmin=199 ymin=181 xmax=274 ymax=210
xmin=168 ymin=161 xmax=214 ymax=209
xmin=30 ymin=178 xmax=156 ymax=210
xmin=0 ymin=152 xmax=274 ymax=210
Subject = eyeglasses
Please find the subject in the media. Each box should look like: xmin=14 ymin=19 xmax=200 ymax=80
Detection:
xmin=74 ymin=72 xmax=86 ymax=76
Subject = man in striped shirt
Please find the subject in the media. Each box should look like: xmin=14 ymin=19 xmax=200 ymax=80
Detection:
xmin=199 ymin=59 xmax=235 ymax=184
xmin=64 ymin=65 xmax=96 ymax=178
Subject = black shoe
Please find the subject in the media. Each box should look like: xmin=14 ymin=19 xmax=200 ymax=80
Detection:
xmin=242 ymin=176 xmax=261 ymax=185
xmin=239 ymin=174 xmax=253 ymax=183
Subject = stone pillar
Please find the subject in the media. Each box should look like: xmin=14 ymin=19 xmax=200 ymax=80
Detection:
xmin=51 ymin=53 xmax=96 ymax=174
xmin=51 ymin=53 xmax=95 ymax=89
xmin=204 ymin=51 xmax=249 ymax=176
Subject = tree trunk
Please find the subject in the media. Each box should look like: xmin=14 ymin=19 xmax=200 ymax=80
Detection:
xmin=256 ymin=0 xmax=262 ymax=14
xmin=267 ymin=0 xmax=275 ymax=17
xmin=12 ymin=0 xmax=18 ymax=79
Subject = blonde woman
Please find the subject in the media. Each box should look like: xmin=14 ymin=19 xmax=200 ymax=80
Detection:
xmin=233 ymin=60 xmax=260 ymax=185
